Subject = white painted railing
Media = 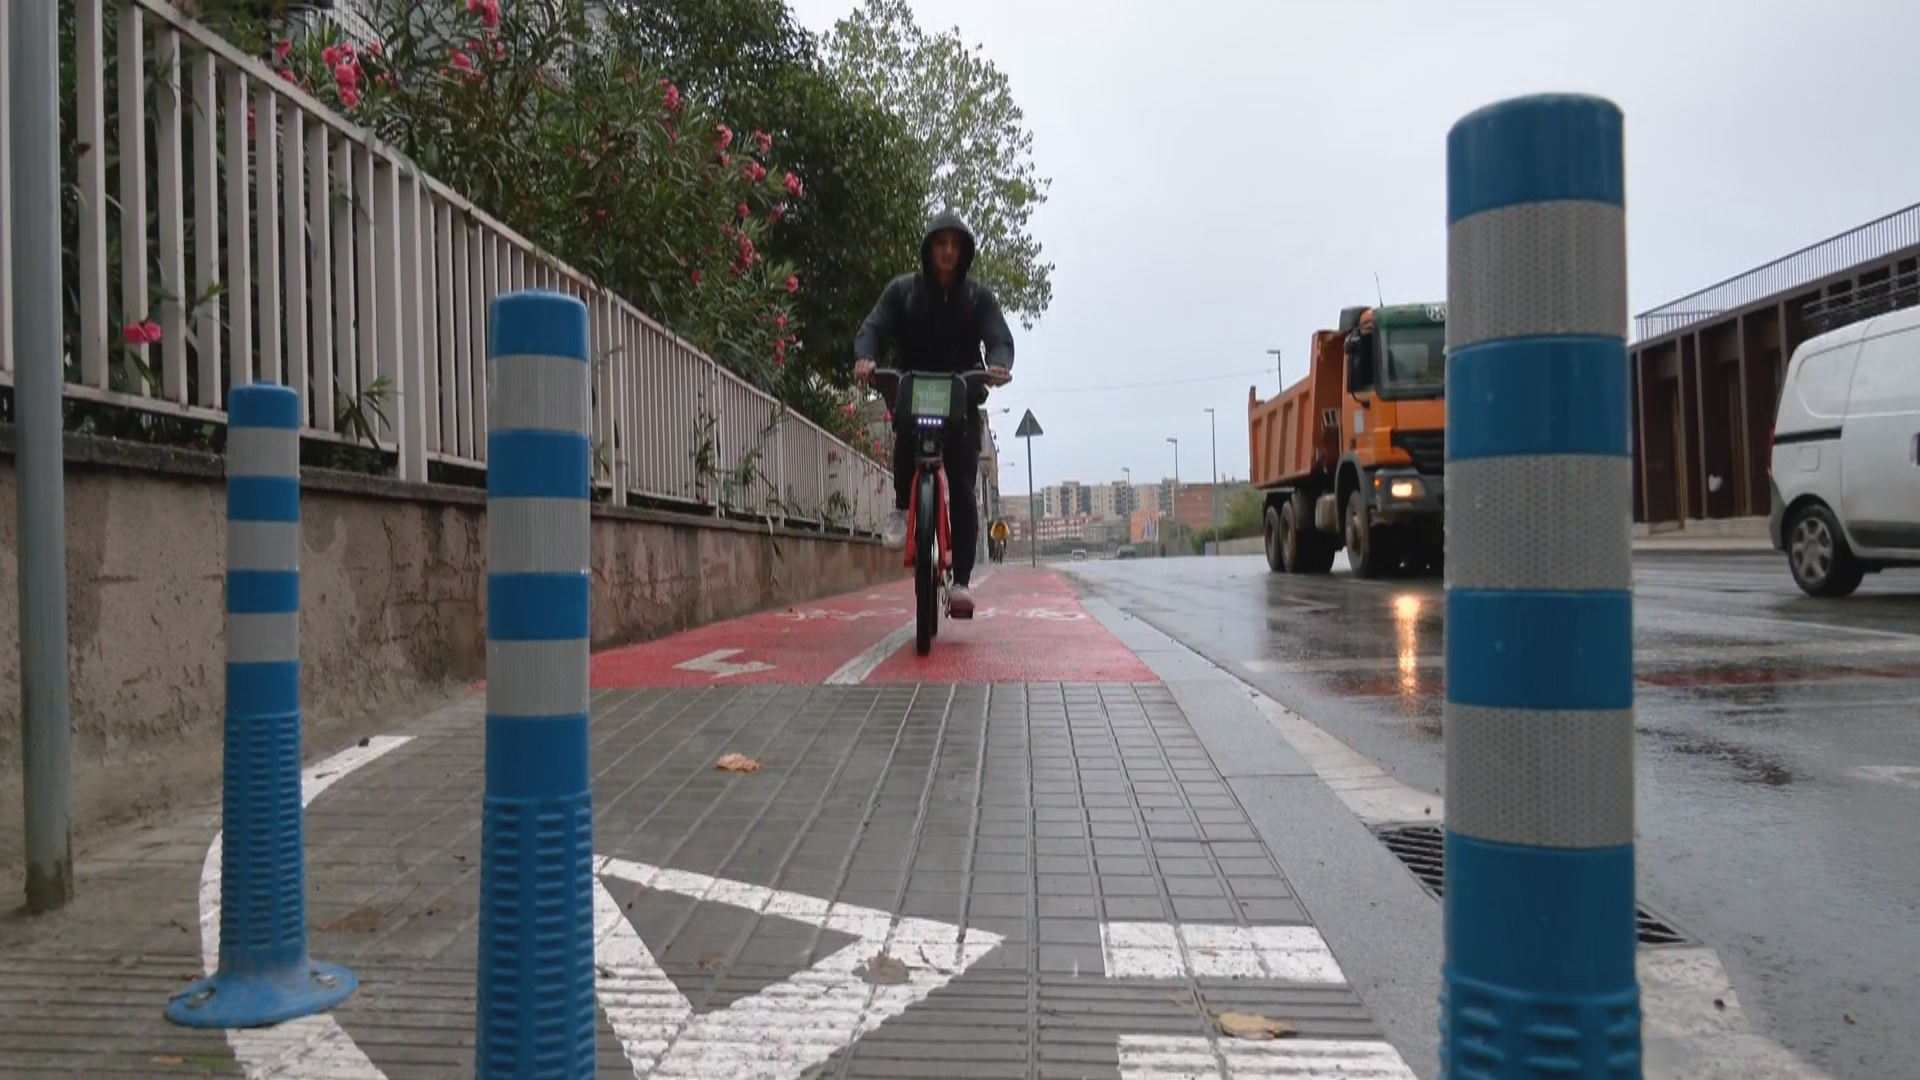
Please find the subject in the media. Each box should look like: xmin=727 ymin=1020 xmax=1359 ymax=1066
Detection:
xmin=4 ymin=0 xmax=889 ymax=533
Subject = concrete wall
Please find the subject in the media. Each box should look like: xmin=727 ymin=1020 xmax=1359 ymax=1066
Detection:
xmin=0 ymin=430 xmax=900 ymax=884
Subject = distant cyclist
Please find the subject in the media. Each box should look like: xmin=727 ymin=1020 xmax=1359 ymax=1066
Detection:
xmin=854 ymin=209 xmax=1014 ymax=619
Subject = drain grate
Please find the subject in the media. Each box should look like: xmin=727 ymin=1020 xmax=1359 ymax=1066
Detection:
xmin=1373 ymin=824 xmax=1690 ymax=946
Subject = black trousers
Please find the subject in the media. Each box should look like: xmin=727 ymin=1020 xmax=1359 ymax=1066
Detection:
xmin=892 ymin=411 xmax=980 ymax=588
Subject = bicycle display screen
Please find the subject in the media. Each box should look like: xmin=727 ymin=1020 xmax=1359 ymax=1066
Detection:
xmin=909 ymin=378 xmax=954 ymax=420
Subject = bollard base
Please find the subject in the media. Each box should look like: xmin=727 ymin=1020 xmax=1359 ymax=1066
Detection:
xmin=164 ymin=959 xmax=358 ymax=1029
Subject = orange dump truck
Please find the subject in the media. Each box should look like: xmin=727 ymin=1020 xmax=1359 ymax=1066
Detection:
xmin=1248 ymin=303 xmax=1447 ymax=579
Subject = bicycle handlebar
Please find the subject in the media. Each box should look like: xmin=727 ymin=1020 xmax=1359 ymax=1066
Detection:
xmin=868 ymin=367 xmax=997 ymax=384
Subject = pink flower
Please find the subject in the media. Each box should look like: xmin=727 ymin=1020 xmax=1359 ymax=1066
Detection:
xmin=367 ymin=41 xmax=383 ymax=57
xmin=753 ymin=130 xmax=771 ymax=154
xmin=690 ymin=269 xmax=702 ymax=285
xmin=339 ymin=87 xmax=360 ymax=109
xmin=322 ymin=45 xmax=341 ymax=66
xmin=122 ymin=320 xmax=161 ymax=346
xmin=717 ymin=151 xmax=729 ymax=168
xmin=768 ymin=203 xmax=786 ymax=224
xmin=272 ymin=40 xmax=292 ymax=64
xmin=659 ymin=80 xmax=682 ymax=114
xmin=277 ymin=67 xmax=296 ymax=85
xmin=842 ymin=402 xmax=856 ymax=418
xmin=334 ymin=62 xmax=359 ymax=89
xmin=744 ymin=161 xmax=768 ymax=183
xmin=775 ymin=312 xmax=787 ymax=330
xmin=783 ymin=171 xmax=803 ymax=198
xmin=784 ymin=274 xmax=799 ymax=294
xmin=715 ymin=124 xmax=733 ymax=151
xmin=467 ymin=0 xmax=500 ymax=29
xmin=246 ymin=105 xmax=256 ymax=138
xmin=737 ymin=202 xmax=749 ymax=219
xmin=450 ymin=49 xmax=473 ymax=72
xmin=493 ymin=39 xmax=505 ymax=60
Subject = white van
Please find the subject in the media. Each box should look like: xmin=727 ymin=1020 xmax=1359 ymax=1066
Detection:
xmin=1768 ymin=304 xmax=1920 ymax=597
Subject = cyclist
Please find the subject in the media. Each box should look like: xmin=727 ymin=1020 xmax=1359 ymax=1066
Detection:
xmin=853 ymin=209 xmax=1014 ymax=619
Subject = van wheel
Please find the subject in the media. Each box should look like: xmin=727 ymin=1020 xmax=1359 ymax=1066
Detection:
xmin=1787 ymin=503 xmax=1865 ymax=598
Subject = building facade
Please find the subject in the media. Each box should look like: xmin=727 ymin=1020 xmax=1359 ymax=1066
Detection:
xmin=1630 ymin=202 xmax=1920 ymax=524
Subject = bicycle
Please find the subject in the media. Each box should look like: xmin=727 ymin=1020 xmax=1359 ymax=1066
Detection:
xmin=868 ymin=365 xmax=998 ymax=656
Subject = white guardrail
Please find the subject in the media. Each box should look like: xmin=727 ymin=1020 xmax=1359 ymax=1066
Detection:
xmin=0 ymin=0 xmax=889 ymax=534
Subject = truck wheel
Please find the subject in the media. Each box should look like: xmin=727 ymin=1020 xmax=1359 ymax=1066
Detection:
xmin=1345 ymin=491 xmax=1397 ymax=579
xmin=1263 ymin=506 xmax=1285 ymax=573
xmin=1278 ymin=501 xmax=1303 ymax=573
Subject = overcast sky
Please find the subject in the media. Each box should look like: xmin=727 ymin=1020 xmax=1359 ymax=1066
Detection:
xmin=786 ymin=0 xmax=1920 ymax=494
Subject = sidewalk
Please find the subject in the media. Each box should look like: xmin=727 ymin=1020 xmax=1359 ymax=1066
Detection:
xmin=0 ymin=570 xmax=1421 ymax=1079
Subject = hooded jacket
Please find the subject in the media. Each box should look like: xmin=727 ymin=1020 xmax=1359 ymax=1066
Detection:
xmin=853 ymin=209 xmax=1016 ymax=376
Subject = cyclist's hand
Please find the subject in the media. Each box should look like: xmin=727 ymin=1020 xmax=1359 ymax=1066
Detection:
xmin=986 ymin=365 xmax=1012 ymax=387
xmin=854 ymin=358 xmax=876 ymax=383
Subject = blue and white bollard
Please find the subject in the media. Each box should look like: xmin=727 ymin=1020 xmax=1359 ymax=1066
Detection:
xmin=1442 ymin=95 xmax=1639 ymax=1077
xmin=476 ymin=290 xmax=596 ymax=1078
xmin=168 ymin=383 xmax=357 ymax=1028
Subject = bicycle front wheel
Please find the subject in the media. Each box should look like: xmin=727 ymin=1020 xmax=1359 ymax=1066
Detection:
xmin=913 ymin=471 xmax=939 ymax=656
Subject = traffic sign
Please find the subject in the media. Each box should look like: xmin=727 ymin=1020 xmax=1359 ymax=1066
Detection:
xmin=1014 ymin=409 xmax=1043 ymax=438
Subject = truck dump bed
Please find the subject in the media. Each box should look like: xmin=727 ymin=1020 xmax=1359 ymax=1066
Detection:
xmin=1248 ymin=329 xmax=1343 ymax=489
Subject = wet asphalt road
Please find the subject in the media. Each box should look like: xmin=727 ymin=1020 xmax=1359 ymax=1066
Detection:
xmin=1066 ymin=550 xmax=1920 ymax=1080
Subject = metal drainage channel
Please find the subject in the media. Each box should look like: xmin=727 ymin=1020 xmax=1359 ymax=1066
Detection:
xmin=1372 ymin=823 xmax=1691 ymax=947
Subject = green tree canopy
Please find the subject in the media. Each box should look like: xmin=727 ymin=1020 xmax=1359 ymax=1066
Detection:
xmin=822 ymin=0 xmax=1054 ymax=328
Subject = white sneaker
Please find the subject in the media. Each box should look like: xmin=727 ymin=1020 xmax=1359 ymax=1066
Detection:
xmin=881 ymin=509 xmax=908 ymax=550
xmin=949 ymin=585 xmax=975 ymax=619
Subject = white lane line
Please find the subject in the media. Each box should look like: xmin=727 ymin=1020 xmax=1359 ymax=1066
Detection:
xmin=1099 ymin=923 xmax=1346 ymax=983
xmin=822 ymin=568 xmax=995 ymax=685
xmin=596 ymin=856 xmax=1005 ymax=1079
xmin=824 ymin=623 xmax=913 ymax=685
xmin=197 ymin=734 xmax=414 ymax=1080
xmin=1117 ymin=1035 xmax=1419 ymax=1079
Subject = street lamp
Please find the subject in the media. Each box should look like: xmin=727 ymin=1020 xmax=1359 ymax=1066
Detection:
xmin=1166 ymin=437 xmax=1180 ymax=553
xmin=1204 ymin=408 xmax=1219 ymax=556
xmin=1267 ymin=347 xmax=1283 ymax=392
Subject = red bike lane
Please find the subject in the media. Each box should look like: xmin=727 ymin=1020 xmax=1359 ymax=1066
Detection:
xmin=587 ymin=565 xmax=1153 ymax=688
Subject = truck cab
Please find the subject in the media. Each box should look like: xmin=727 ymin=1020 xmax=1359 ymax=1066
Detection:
xmin=1337 ymin=303 xmax=1448 ymax=570
xmin=1248 ymin=301 xmax=1449 ymax=579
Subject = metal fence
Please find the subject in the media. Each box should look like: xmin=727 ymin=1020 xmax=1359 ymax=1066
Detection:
xmin=1634 ymin=201 xmax=1920 ymax=342
xmin=0 ymin=0 xmax=889 ymax=533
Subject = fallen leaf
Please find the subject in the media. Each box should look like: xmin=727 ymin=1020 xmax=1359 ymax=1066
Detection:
xmin=151 ymin=1056 xmax=185 ymax=1067
xmin=357 ymin=736 xmax=371 ymax=748
xmin=1713 ymin=998 xmax=1726 ymax=1010
xmin=696 ymin=951 xmax=726 ymax=971
xmin=1844 ymin=1014 xmax=1856 ymax=1025
xmin=1217 ymin=1011 xmax=1298 ymax=1040
xmin=315 ymin=906 xmax=382 ymax=933
xmin=855 ymin=952 xmax=910 ymax=985
xmin=716 ymin=753 xmax=761 ymax=773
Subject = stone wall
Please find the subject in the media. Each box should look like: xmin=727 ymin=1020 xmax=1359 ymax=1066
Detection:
xmin=0 ymin=429 xmax=900 ymax=882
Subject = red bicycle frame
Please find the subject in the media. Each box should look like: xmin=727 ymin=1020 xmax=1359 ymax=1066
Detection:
xmin=902 ymin=460 xmax=954 ymax=573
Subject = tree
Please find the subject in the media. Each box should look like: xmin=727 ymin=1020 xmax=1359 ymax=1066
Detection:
xmin=603 ymin=0 xmax=929 ymax=414
xmin=822 ymin=0 xmax=1053 ymax=328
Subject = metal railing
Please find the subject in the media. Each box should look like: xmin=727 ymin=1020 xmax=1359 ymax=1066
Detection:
xmin=1634 ymin=201 xmax=1920 ymax=342
xmin=0 ymin=0 xmax=888 ymax=533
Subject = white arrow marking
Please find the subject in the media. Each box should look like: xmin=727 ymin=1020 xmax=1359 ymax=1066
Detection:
xmin=196 ymin=734 xmax=415 ymax=1079
xmin=594 ymin=856 xmax=1005 ymax=1078
xmin=674 ymin=649 xmax=775 ymax=679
